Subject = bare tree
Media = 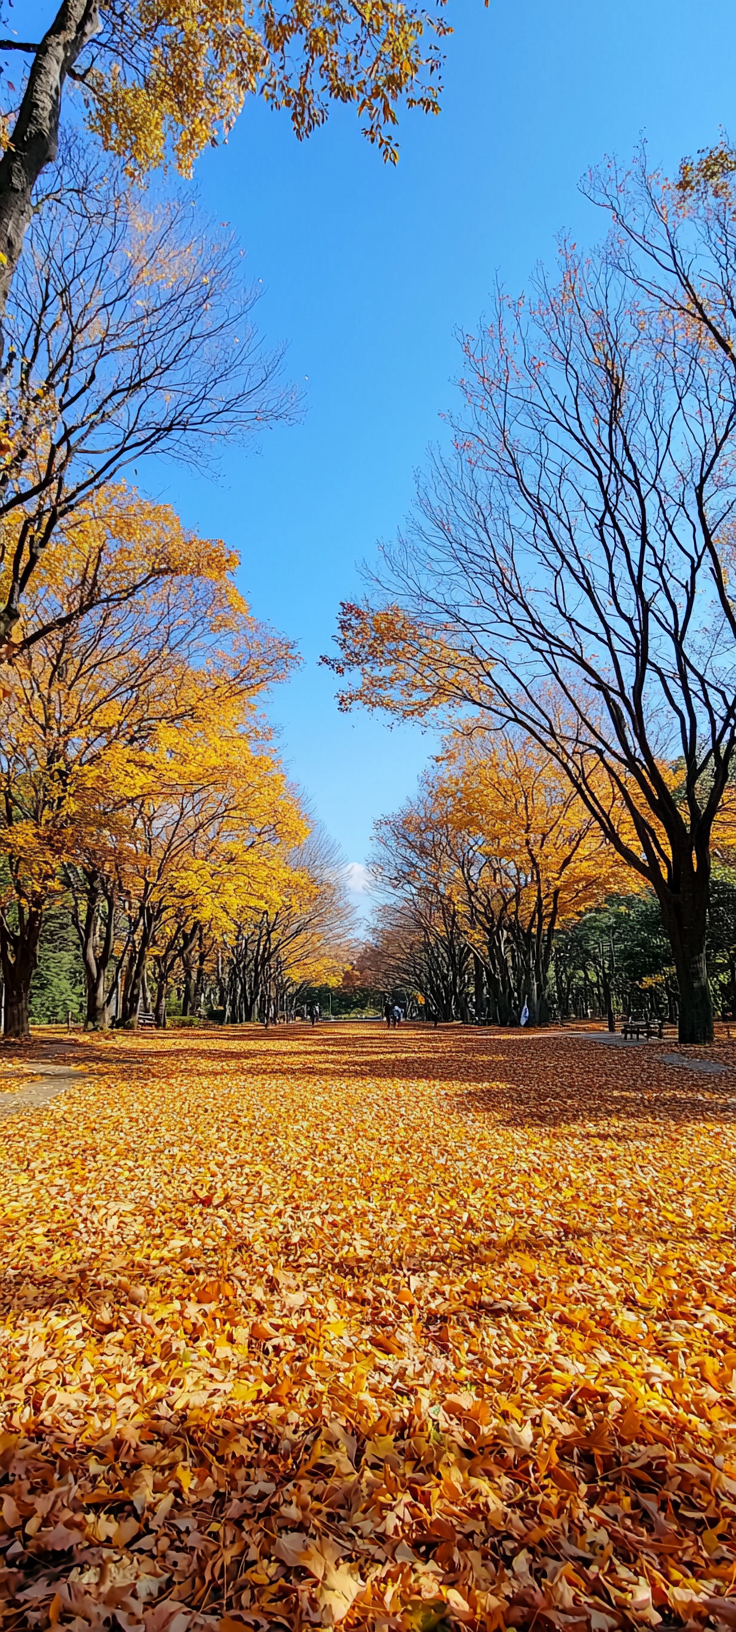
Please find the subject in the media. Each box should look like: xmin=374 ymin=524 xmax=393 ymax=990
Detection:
xmin=0 ymin=144 xmax=290 ymax=651
xmin=331 ymin=156 xmax=736 ymax=1043
xmin=370 ymin=804 xmax=473 ymax=1020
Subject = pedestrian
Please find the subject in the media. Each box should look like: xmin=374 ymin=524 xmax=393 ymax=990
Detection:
xmin=384 ymin=1000 xmax=392 ymax=1030
xmin=309 ymin=1003 xmax=319 ymax=1027
xmin=392 ymin=1003 xmax=402 ymax=1028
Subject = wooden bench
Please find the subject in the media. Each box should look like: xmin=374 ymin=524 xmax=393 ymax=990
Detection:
xmin=622 ymin=1016 xmax=676 ymax=1040
xmin=137 ymin=1011 xmax=156 ymax=1029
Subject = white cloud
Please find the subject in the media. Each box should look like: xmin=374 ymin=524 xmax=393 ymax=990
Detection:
xmin=344 ymin=861 xmax=373 ymax=896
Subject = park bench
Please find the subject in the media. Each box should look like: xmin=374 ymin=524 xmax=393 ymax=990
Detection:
xmin=137 ymin=1011 xmax=155 ymax=1029
xmin=622 ymin=1015 xmax=676 ymax=1040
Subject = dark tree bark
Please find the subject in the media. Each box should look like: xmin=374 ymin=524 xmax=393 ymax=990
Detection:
xmin=193 ymin=925 xmax=208 ymax=1015
xmin=152 ymin=921 xmax=198 ymax=1028
xmin=0 ymin=906 xmax=43 ymax=1039
xmin=154 ymin=977 xmax=167 ymax=1029
xmin=119 ymin=915 xmax=152 ymax=1026
xmin=656 ymin=862 xmax=713 ymax=1045
xmin=180 ymin=923 xmax=201 ymax=1016
xmin=473 ymin=952 xmax=485 ymax=1023
xmin=68 ymin=870 xmax=117 ymax=1028
xmin=0 ymin=2 xmax=100 ymax=318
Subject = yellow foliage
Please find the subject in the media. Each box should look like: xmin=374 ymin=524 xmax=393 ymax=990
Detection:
xmin=0 ymin=485 xmax=302 ymax=945
xmin=0 ymin=1024 xmax=734 ymax=1626
xmin=436 ymin=726 xmax=623 ymax=936
xmin=84 ymin=0 xmax=451 ymax=171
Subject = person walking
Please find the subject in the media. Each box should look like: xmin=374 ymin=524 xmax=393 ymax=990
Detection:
xmin=392 ymin=1003 xmax=402 ymax=1028
xmin=309 ymin=1003 xmax=320 ymax=1027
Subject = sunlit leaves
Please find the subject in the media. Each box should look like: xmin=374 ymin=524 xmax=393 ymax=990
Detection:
xmin=0 ymin=1025 xmax=734 ymax=1627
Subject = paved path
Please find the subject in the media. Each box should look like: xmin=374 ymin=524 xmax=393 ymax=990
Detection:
xmin=0 ymin=1049 xmax=87 ymax=1117
xmin=540 ymin=1026 xmax=730 ymax=1074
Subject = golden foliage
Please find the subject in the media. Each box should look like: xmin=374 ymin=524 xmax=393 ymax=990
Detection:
xmin=0 ymin=1024 xmax=734 ymax=1628
xmin=84 ymin=0 xmax=452 ymax=172
xmin=0 ymin=485 xmax=303 ymax=980
xmin=326 ymin=600 xmax=471 ymax=719
xmin=436 ymin=729 xmax=623 ymax=933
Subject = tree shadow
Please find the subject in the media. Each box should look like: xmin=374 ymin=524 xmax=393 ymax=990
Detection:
xmin=101 ymin=1025 xmax=736 ymax=1132
xmin=13 ymin=1027 xmax=736 ymax=1149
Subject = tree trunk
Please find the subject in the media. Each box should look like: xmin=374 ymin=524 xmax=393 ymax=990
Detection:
xmin=154 ymin=977 xmax=167 ymax=1028
xmin=4 ymin=974 xmax=30 ymax=1039
xmin=0 ymin=2 xmax=100 ymax=334
xmin=473 ymin=953 xmax=485 ymax=1023
xmin=182 ymin=964 xmax=195 ymax=1016
xmin=120 ymin=934 xmax=149 ymax=1026
xmin=672 ymin=945 xmax=713 ymax=1044
xmin=526 ymin=966 xmax=539 ymax=1026
xmin=600 ymin=961 xmax=615 ymax=1032
xmin=0 ymin=910 xmax=43 ymax=1039
xmin=82 ymin=886 xmax=116 ymax=1028
xmin=180 ymin=922 xmax=200 ymax=1015
xmin=85 ymin=958 xmax=106 ymax=1029
xmin=193 ymin=928 xmax=208 ymax=1014
xmin=658 ymin=872 xmax=713 ymax=1045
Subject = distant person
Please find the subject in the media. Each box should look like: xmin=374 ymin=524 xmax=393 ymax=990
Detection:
xmin=309 ymin=1003 xmax=320 ymax=1027
xmin=392 ymin=1004 xmax=402 ymax=1027
xmin=384 ymin=1001 xmax=392 ymax=1030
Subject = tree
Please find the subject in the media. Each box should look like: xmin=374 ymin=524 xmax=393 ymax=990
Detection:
xmin=221 ymin=826 xmax=356 ymax=1023
xmin=0 ymin=0 xmax=451 ymax=311
xmin=107 ymin=707 xmax=306 ymax=1028
xmin=368 ymin=727 xmax=619 ymax=1024
xmin=551 ymin=894 xmax=675 ymax=1026
xmin=0 ymin=487 xmax=296 ymax=1036
xmin=370 ymin=801 xmax=474 ymax=1022
xmin=0 ymin=148 xmax=288 ymax=649
xmin=436 ymin=728 xmax=621 ymax=1023
xmin=328 ymin=155 xmax=736 ymax=1044
xmin=27 ymin=900 xmax=85 ymax=1024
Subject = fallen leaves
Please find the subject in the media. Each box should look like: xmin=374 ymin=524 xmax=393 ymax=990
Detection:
xmin=0 ymin=1024 xmax=734 ymax=1630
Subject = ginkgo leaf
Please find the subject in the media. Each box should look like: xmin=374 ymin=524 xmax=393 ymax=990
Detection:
xmin=0 ymin=1022 xmax=733 ymax=1632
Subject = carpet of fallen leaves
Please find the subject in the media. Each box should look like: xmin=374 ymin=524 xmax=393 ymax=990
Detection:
xmin=1 ymin=1024 xmax=736 ymax=1632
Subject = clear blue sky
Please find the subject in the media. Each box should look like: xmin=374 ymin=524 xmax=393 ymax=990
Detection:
xmin=20 ymin=1 xmax=736 ymax=907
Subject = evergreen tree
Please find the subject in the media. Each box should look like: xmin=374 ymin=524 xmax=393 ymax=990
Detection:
xmin=28 ymin=906 xmax=85 ymax=1026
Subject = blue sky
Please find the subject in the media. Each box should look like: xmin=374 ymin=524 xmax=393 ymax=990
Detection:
xmin=18 ymin=1 xmax=736 ymax=912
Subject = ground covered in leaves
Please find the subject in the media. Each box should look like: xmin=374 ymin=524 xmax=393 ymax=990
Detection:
xmin=0 ymin=1024 xmax=735 ymax=1632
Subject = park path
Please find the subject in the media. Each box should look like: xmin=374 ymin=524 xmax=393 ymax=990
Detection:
xmin=0 ymin=1038 xmax=88 ymax=1117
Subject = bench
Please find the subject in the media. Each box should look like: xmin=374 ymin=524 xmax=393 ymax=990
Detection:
xmin=137 ymin=1011 xmax=156 ymax=1029
xmin=622 ymin=1016 xmax=676 ymax=1041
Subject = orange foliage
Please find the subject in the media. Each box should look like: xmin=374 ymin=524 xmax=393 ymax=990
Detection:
xmin=78 ymin=0 xmax=451 ymax=171
xmin=326 ymin=600 xmax=471 ymax=719
xmin=436 ymin=727 xmax=624 ymax=933
xmin=0 ymin=1025 xmax=734 ymax=1629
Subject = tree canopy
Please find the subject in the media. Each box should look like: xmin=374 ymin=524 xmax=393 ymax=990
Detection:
xmin=326 ymin=153 xmax=736 ymax=1043
xmin=0 ymin=0 xmax=452 ymax=307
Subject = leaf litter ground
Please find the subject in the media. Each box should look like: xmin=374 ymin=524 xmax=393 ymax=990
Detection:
xmin=0 ymin=1024 xmax=735 ymax=1632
